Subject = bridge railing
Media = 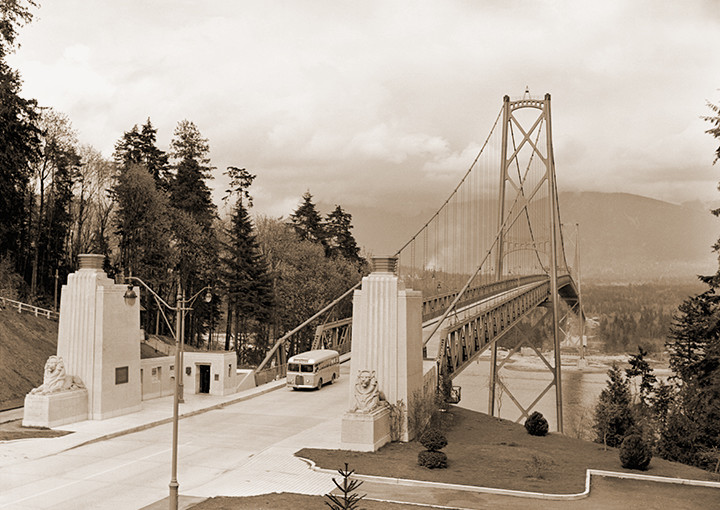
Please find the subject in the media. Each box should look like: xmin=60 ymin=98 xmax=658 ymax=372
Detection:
xmin=422 ymin=275 xmax=547 ymax=322
xmin=0 ymin=296 xmax=59 ymax=321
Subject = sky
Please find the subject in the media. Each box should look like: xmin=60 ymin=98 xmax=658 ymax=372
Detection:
xmin=8 ymin=0 xmax=720 ymax=254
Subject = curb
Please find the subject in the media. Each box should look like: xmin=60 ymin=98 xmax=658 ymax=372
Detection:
xmin=298 ymin=457 xmax=720 ymax=502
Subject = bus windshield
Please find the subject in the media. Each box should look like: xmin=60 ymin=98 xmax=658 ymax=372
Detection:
xmin=288 ymin=363 xmax=315 ymax=373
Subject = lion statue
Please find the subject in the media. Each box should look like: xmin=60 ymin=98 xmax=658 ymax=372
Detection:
xmin=350 ymin=369 xmax=380 ymax=413
xmin=29 ymin=355 xmax=85 ymax=395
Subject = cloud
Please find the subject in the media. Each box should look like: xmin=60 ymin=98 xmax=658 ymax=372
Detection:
xmin=8 ymin=0 xmax=720 ymax=252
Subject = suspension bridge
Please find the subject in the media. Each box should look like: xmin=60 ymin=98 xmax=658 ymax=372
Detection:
xmin=251 ymin=92 xmax=582 ymax=432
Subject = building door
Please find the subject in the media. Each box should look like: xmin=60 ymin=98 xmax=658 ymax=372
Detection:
xmin=199 ymin=364 xmax=211 ymax=394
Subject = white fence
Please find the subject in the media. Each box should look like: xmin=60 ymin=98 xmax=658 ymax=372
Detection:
xmin=0 ymin=296 xmax=59 ymax=321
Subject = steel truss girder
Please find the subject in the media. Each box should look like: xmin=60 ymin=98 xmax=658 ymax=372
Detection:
xmin=312 ymin=317 xmax=352 ymax=355
xmin=434 ymin=281 xmax=551 ymax=379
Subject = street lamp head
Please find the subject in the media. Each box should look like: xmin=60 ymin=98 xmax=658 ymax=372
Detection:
xmin=123 ymin=284 xmax=137 ymax=304
xmin=203 ymin=289 xmax=212 ymax=303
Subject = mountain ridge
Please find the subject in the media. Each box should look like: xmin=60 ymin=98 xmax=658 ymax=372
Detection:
xmin=345 ymin=191 xmax=718 ymax=283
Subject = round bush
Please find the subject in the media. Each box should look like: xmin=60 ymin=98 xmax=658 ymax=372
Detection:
xmin=419 ymin=428 xmax=447 ymax=452
xmin=619 ymin=434 xmax=652 ymax=470
xmin=524 ymin=412 xmax=549 ymax=437
xmin=418 ymin=450 xmax=448 ymax=469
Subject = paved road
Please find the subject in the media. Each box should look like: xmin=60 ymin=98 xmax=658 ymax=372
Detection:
xmin=0 ymin=365 xmax=350 ymax=509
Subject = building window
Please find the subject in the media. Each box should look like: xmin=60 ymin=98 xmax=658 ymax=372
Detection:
xmin=116 ymin=366 xmax=129 ymax=384
xmin=152 ymin=367 xmax=161 ymax=382
xmin=214 ymin=374 xmax=219 ymax=381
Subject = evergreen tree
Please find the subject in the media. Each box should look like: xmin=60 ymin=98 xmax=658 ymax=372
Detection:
xmin=625 ymin=346 xmax=657 ymax=407
xmin=593 ymin=363 xmax=634 ymax=448
xmin=0 ymin=1 xmax=39 ymax=262
xmin=325 ymin=205 xmax=361 ymax=263
xmin=113 ymin=118 xmax=169 ymax=188
xmin=667 ymin=291 xmax=720 ymax=382
xmin=221 ymin=166 xmax=274 ymax=359
xmin=656 ymin=98 xmax=720 ymax=469
xmin=112 ymin=164 xmax=174 ymax=283
xmin=169 ymin=120 xmax=216 ymax=228
xmin=290 ymin=191 xmax=325 ymax=245
xmin=168 ymin=120 xmax=219 ymax=345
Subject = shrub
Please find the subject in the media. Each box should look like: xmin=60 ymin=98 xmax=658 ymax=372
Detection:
xmin=418 ymin=450 xmax=448 ymax=469
xmin=524 ymin=412 xmax=549 ymax=436
xmin=419 ymin=428 xmax=447 ymax=452
xmin=619 ymin=434 xmax=652 ymax=470
xmin=408 ymin=389 xmax=436 ymax=438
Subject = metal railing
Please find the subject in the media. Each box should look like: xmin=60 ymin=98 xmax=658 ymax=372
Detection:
xmin=0 ymin=296 xmax=59 ymax=321
xmin=254 ymin=363 xmax=287 ymax=386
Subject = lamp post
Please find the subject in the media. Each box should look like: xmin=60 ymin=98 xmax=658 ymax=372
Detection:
xmin=124 ymin=276 xmax=211 ymax=510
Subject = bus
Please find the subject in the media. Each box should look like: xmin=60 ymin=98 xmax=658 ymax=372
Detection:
xmin=286 ymin=349 xmax=340 ymax=390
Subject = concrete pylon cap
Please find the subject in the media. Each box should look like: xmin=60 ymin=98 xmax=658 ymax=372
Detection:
xmin=371 ymin=257 xmax=397 ymax=275
xmin=78 ymin=254 xmax=104 ymax=270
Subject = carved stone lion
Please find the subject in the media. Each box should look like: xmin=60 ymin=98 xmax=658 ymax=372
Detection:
xmin=29 ymin=355 xmax=85 ymax=395
xmin=350 ymin=369 xmax=379 ymax=413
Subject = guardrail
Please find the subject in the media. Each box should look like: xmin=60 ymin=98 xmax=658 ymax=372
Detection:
xmin=0 ymin=297 xmax=59 ymax=321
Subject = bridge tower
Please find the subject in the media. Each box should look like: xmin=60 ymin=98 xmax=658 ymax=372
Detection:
xmin=490 ymin=93 xmax=564 ymax=432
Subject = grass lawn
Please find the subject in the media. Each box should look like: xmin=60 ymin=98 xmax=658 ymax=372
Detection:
xmin=0 ymin=419 xmax=71 ymax=440
xmin=192 ymin=494 xmax=416 ymax=509
xmin=298 ymin=406 xmax=719 ymax=494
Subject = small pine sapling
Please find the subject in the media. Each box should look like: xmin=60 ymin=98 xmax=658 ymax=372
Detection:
xmin=324 ymin=463 xmax=365 ymax=510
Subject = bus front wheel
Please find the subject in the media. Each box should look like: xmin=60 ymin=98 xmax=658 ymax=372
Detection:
xmin=317 ymin=378 xmax=323 ymax=389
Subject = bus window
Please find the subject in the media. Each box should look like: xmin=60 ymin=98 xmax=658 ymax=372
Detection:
xmin=300 ymin=364 xmax=314 ymax=373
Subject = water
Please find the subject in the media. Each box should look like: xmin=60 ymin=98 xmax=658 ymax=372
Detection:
xmin=452 ymin=357 xmax=610 ymax=438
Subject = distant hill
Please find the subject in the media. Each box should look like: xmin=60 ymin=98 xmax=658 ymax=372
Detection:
xmin=346 ymin=191 xmax=718 ymax=283
xmin=558 ymin=192 xmax=718 ymax=282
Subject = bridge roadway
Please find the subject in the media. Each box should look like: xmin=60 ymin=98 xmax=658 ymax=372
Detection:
xmin=0 ymin=366 xmax=351 ymax=509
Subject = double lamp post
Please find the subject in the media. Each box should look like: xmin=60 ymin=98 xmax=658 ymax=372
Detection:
xmin=124 ymin=276 xmax=212 ymax=510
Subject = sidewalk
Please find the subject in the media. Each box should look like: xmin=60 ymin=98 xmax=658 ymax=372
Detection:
xmin=0 ymin=378 xmax=287 ymax=469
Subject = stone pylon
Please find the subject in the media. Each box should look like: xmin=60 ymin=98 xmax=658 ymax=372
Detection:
xmin=346 ymin=257 xmax=423 ymax=443
xmin=56 ymin=254 xmax=142 ymax=419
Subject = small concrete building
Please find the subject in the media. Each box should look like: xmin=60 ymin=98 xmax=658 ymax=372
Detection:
xmin=140 ymin=350 xmax=237 ymax=399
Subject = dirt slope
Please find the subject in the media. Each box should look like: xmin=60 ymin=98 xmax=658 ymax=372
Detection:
xmin=0 ymin=308 xmax=58 ymax=407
